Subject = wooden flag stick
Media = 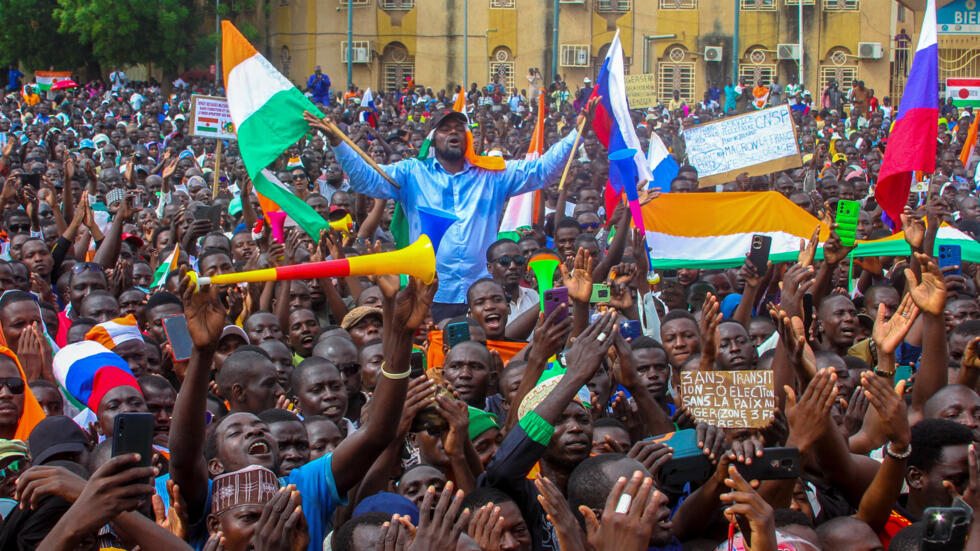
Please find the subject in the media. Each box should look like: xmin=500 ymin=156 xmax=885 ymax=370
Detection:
xmin=557 ymin=116 xmax=588 ymax=191
xmin=212 ymin=140 xmax=223 ymax=200
xmin=323 ymin=119 xmax=400 ymax=189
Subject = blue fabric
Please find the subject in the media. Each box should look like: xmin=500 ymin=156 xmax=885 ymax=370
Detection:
xmin=308 ymin=73 xmax=331 ymax=104
xmin=333 ymin=129 xmax=578 ymax=304
xmin=7 ymin=69 xmax=22 ymax=91
xmin=720 ymin=293 xmax=742 ymax=320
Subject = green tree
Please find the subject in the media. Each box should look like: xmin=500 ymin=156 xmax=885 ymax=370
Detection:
xmin=55 ymin=0 xmax=203 ymax=73
xmin=0 ymin=0 xmax=88 ymax=69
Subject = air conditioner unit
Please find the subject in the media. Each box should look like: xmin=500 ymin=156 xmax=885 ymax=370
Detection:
xmin=559 ymin=0 xmax=584 ymax=3
xmin=354 ymin=46 xmax=370 ymax=63
xmin=703 ymin=46 xmax=723 ymax=62
xmin=857 ymin=42 xmax=883 ymax=59
xmin=777 ymin=43 xmax=801 ymax=60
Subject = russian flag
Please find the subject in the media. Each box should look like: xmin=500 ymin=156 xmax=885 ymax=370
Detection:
xmin=874 ymin=0 xmax=938 ymax=229
xmin=647 ymin=131 xmax=680 ymax=193
xmin=590 ymin=31 xmax=660 ymax=214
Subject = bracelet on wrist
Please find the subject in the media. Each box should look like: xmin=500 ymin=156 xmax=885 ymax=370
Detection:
xmin=885 ymin=442 xmax=911 ymax=460
xmin=380 ymin=361 xmax=410 ymax=380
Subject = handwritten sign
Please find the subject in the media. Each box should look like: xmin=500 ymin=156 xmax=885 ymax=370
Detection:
xmin=679 ymin=370 xmax=775 ymax=428
xmin=684 ymin=105 xmax=801 ymax=188
xmin=190 ymin=95 xmax=237 ymax=140
xmin=624 ymin=74 xmax=658 ymax=109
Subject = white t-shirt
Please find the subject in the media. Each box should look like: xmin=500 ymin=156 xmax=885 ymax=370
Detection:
xmin=110 ymin=71 xmax=126 ymax=91
xmin=509 ymin=286 xmax=540 ymax=318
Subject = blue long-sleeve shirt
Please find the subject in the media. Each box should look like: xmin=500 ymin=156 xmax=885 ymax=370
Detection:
xmin=332 ymin=129 xmax=579 ymax=304
xmin=307 ymin=73 xmax=330 ymax=100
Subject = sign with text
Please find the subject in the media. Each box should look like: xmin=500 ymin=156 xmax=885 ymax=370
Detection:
xmin=190 ymin=95 xmax=237 ymax=140
xmin=624 ymin=74 xmax=658 ymax=109
xmin=685 ymin=105 xmax=802 ymax=188
xmin=938 ymin=0 xmax=980 ymax=34
xmin=679 ymin=370 xmax=775 ymax=428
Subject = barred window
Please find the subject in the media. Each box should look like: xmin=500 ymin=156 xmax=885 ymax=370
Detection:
xmin=657 ymin=62 xmax=695 ymax=104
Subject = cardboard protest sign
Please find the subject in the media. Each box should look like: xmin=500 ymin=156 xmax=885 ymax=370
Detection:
xmin=684 ymin=105 xmax=802 ymax=188
xmin=679 ymin=370 xmax=775 ymax=428
xmin=190 ymin=95 xmax=237 ymax=140
xmin=624 ymin=74 xmax=657 ymax=109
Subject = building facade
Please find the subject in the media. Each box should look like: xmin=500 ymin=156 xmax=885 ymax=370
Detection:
xmin=265 ymin=0 xmax=975 ymax=108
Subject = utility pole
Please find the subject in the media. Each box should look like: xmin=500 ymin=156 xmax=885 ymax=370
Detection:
xmin=463 ymin=0 xmax=468 ymax=89
xmin=798 ymin=0 xmax=804 ymax=90
xmin=346 ymin=0 xmax=353 ymax=89
xmin=552 ymin=0 xmax=560 ymax=82
xmin=733 ymin=0 xmax=740 ymax=84
xmin=215 ymin=0 xmax=220 ymax=87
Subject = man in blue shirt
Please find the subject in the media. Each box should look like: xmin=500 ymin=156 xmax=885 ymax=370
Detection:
xmin=305 ymin=97 xmax=597 ymax=322
xmin=6 ymin=65 xmax=22 ymax=92
xmin=307 ymin=66 xmax=331 ymax=106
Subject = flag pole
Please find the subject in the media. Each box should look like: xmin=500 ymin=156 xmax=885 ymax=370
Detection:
xmin=212 ymin=140 xmax=223 ymax=200
xmin=323 ymin=119 xmax=400 ymax=189
xmin=557 ymin=117 xmax=587 ymax=191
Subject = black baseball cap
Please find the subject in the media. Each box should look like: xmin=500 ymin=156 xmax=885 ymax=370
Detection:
xmin=28 ymin=415 xmax=89 ymax=465
xmin=427 ymin=109 xmax=467 ymax=133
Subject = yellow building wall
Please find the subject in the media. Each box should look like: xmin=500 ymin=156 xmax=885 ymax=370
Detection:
xmin=264 ymin=0 xmax=902 ymax=104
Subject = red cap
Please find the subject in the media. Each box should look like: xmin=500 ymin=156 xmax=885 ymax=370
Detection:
xmin=88 ymin=366 xmax=142 ymax=412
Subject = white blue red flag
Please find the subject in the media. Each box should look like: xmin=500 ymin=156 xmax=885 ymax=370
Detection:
xmin=875 ymin=0 xmax=938 ymax=229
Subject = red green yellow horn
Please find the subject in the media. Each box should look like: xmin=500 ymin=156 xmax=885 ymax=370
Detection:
xmin=191 ymin=235 xmax=436 ymax=289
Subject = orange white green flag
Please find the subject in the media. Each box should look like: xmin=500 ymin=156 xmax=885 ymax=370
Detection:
xmin=222 ymin=20 xmax=329 ymax=241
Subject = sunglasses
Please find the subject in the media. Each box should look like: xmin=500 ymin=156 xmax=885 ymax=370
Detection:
xmin=71 ymin=262 xmax=103 ymax=275
xmin=0 ymin=458 xmax=25 ymax=478
xmin=337 ymin=361 xmax=361 ymax=375
xmin=7 ymin=224 xmax=29 ymax=233
xmin=493 ymin=256 xmax=526 ymax=267
xmin=580 ymin=222 xmax=602 ymax=230
xmin=0 ymin=377 xmax=24 ymax=395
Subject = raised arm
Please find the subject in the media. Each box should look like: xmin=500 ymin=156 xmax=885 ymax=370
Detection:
xmin=305 ymin=112 xmax=402 ymax=201
xmin=908 ymin=253 xmax=949 ymax=418
xmin=329 ymin=274 xmax=437 ymax=494
xmin=93 ymin=193 xmax=136 ymax=269
xmin=169 ymin=273 xmax=226 ymax=519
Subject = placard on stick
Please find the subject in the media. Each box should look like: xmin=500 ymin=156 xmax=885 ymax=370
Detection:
xmin=624 ymin=74 xmax=658 ymax=109
xmin=679 ymin=370 xmax=775 ymax=428
xmin=684 ymin=105 xmax=802 ymax=188
xmin=189 ymin=95 xmax=237 ymax=140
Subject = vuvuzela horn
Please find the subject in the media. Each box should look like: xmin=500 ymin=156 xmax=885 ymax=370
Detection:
xmin=190 ymin=235 xmax=436 ymax=289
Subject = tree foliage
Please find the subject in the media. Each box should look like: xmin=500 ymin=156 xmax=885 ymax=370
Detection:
xmin=0 ymin=0 xmax=88 ymax=68
xmin=54 ymin=0 xmax=203 ymax=72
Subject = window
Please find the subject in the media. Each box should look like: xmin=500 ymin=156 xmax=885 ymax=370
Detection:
xmin=560 ymin=45 xmax=591 ymax=67
xmin=489 ymin=62 xmax=515 ymax=91
xmin=823 ymin=0 xmax=858 ymax=10
xmin=382 ymin=42 xmax=414 ymax=92
xmin=381 ymin=0 xmax=414 ymax=8
xmin=341 ymin=41 xmax=372 ymax=63
xmin=819 ymin=65 xmax=857 ymax=93
xmin=490 ymin=0 xmax=515 ymax=7
xmin=339 ymin=0 xmax=369 ymax=5
xmin=740 ymin=0 xmax=776 ymax=10
xmin=596 ymin=0 xmax=631 ymax=11
xmin=657 ymin=62 xmax=695 ymax=104
xmin=784 ymin=0 xmax=815 ymax=5
xmin=739 ymin=64 xmax=776 ymax=86
xmin=660 ymin=0 xmax=697 ymax=9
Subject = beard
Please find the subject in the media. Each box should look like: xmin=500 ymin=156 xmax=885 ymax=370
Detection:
xmin=435 ymin=144 xmax=464 ymax=162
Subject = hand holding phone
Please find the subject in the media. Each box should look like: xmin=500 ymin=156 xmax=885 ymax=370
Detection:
xmin=163 ymin=314 xmax=192 ymax=362
xmin=939 ymin=244 xmax=962 ymax=276
xmin=543 ymin=287 xmax=570 ymax=323
xmin=835 ymin=199 xmax=860 ymax=247
xmin=446 ymin=322 xmax=471 ymax=349
xmin=112 ymin=412 xmax=154 ymax=469
xmin=747 ymin=234 xmax=772 ymax=276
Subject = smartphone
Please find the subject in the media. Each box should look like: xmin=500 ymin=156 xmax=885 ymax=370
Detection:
xmin=590 ymin=283 xmax=610 ymax=303
xmin=543 ymin=287 xmax=570 ymax=323
xmin=193 ymin=204 xmax=212 ymax=221
xmin=446 ymin=322 xmax=471 ymax=349
xmin=619 ymin=320 xmax=641 ymax=341
xmin=163 ymin=314 xmax=193 ymax=362
xmin=111 ymin=412 xmax=154 ymax=469
xmin=939 ymin=244 xmax=962 ymax=276
xmin=923 ymin=506 xmax=971 ymax=551
xmin=736 ymin=447 xmax=800 ymax=481
xmin=131 ymin=193 xmax=142 ymax=209
xmin=748 ymin=234 xmax=772 ymax=275
xmin=835 ymin=199 xmax=860 ymax=247
xmin=895 ymin=365 xmax=914 ymax=386
xmin=410 ymin=349 xmax=425 ymax=378
xmin=20 ymin=173 xmax=40 ymax=188
xmin=652 ymin=429 xmax=712 ymax=494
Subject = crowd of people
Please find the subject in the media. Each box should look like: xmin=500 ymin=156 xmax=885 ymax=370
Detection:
xmin=0 ymin=61 xmax=975 ymax=551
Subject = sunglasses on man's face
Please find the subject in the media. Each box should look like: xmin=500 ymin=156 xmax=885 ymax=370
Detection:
xmin=337 ymin=361 xmax=361 ymax=376
xmin=0 ymin=377 xmax=24 ymax=394
xmin=7 ymin=224 xmax=29 ymax=233
xmin=71 ymin=262 xmax=103 ymax=275
xmin=580 ymin=222 xmax=601 ymax=230
xmin=493 ymin=256 xmax=526 ymax=268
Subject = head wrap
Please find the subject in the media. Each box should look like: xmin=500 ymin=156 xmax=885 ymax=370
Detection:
xmin=467 ymin=407 xmax=499 ymax=440
xmin=53 ymin=341 xmax=140 ymax=412
xmin=516 ymin=365 xmax=590 ymax=420
xmin=85 ymin=314 xmax=144 ymax=350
